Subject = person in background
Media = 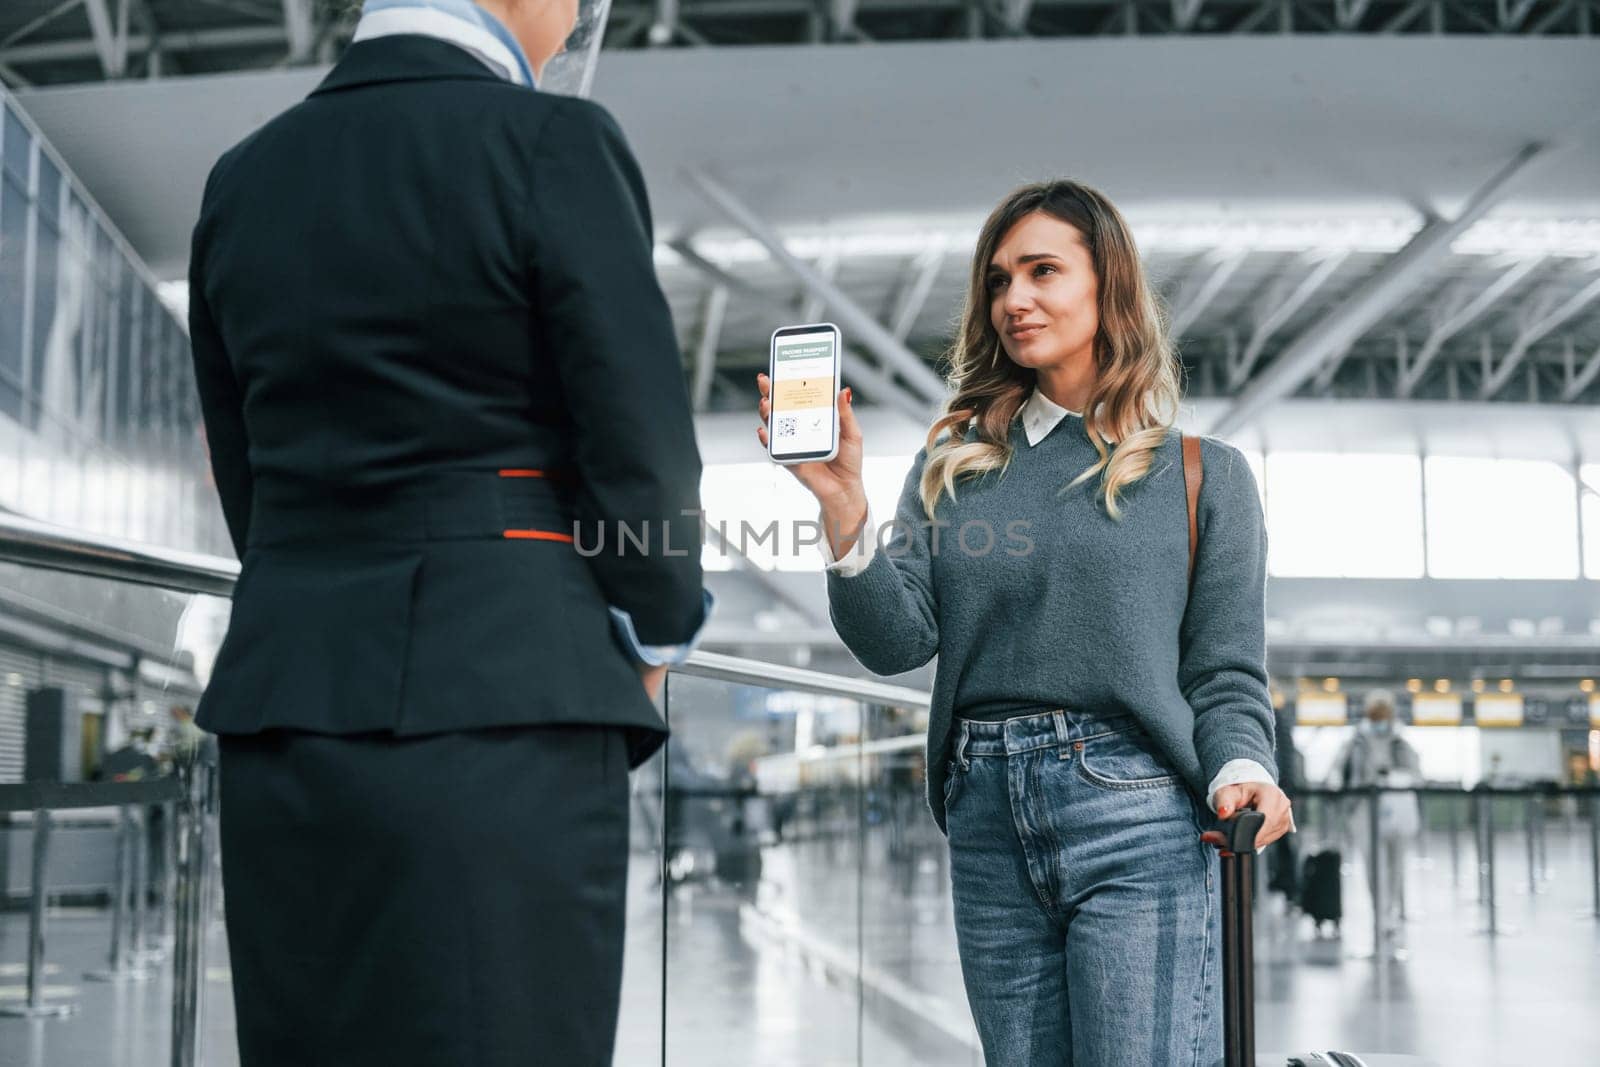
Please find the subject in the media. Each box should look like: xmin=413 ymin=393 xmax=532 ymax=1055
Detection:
xmin=99 ymin=726 xmax=160 ymax=782
xmin=163 ymin=705 xmax=204 ymax=769
xmin=1335 ymin=689 xmax=1422 ymax=937
xmin=186 ymin=1 xmax=712 ymax=1063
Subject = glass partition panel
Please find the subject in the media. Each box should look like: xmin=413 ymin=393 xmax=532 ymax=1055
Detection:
xmin=858 ymin=703 xmax=979 ymax=1067
xmin=0 ymin=564 xmax=234 ymax=1065
xmin=659 ymin=671 xmax=865 ymax=1065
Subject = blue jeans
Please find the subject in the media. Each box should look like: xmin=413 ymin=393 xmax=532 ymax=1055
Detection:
xmin=944 ymin=708 xmax=1222 ymax=1066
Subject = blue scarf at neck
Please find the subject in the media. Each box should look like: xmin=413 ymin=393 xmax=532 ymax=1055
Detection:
xmin=356 ymin=0 xmax=538 ymax=88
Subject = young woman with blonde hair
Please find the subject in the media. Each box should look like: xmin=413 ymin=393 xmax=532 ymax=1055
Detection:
xmin=757 ymin=180 xmax=1294 ymax=1065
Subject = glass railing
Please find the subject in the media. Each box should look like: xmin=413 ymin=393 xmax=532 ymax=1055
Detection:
xmin=0 ymin=509 xmax=974 ymax=1067
xmin=645 ymin=659 xmax=978 ymax=1067
xmin=2 ymin=510 xmax=1599 ymax=1066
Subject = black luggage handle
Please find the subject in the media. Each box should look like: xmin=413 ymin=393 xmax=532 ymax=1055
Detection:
xmin=1207 ymin=808 xmax=1266 ymax=1067
xmin=1218 ymin=808 xmax=1266 ymax=856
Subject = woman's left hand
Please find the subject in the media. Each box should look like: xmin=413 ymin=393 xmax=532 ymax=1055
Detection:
xmin=1199 ymin=781 xmax=1296 ymax=853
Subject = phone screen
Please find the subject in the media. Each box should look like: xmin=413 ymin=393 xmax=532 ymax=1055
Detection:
xmin=768 ymin=323 xmax=841 ymax=463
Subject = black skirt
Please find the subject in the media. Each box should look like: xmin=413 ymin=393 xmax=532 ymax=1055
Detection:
xmin=216 ymin=724 xmax=630 ymax=1067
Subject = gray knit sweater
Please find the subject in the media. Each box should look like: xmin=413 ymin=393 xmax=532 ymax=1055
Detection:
xmin=824 ymin=411 xmax=1277 ymax=833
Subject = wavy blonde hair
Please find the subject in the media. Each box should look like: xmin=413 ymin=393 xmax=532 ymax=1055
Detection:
xmin=919 ymin=180 xmax=1181 ymax=522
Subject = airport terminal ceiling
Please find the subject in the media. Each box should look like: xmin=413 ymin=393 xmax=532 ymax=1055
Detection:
xmin=3 ymin=3 xmax=1598 ymax=419
xmin=0 ymin=1 xmax=1595 ymax=88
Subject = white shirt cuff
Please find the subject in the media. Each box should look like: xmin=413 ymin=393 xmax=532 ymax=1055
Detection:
xmin=1206 ymin=757 xmax=1276 ymax=813
xmin=1206 ymin=757 xmax=1290 ymax=853
xmin=818 ymin=502 xmax=875 ymax=577
xmin=607 ymin=587 xmax=716 ymax=667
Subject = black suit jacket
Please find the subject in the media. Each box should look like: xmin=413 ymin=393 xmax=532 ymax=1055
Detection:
xmin=188 ymin=36 xmax=706 ymax=766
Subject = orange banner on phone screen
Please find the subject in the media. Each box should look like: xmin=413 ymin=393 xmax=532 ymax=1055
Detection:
xmin=773 ymin=377 xmax=830 ymax=410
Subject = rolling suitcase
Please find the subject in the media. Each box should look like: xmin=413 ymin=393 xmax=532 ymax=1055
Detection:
xmin=1208 ymin=810 xmax=1437 ymax=1067
xmin=1298 ymin=849 xmax=1342 ymax=932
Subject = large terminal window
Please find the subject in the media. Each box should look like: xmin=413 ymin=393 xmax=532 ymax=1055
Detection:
xmin=1581 ymin=462 xmax=1600 ymax=580
xmin=1262 ymin=452 xmax=1425 ymax=578
xmin=0 ymin=93 xmax=217 ymax=554
xmin=701 ymin=455 xmax=915 ymax=573
xmin=1424 ymin=456 xmax=1580 ymax=580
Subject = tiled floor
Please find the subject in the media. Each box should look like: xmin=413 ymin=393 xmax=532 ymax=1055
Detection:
xmin=2 ymin=823 xmax=1597 ymax=1066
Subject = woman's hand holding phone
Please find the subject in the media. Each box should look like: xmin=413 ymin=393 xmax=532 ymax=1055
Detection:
xmin=756 ymin=373 xmax=869 ymax=560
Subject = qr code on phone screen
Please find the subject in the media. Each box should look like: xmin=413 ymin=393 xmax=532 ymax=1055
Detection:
xmin=775 ymin=416 xmax=797 ymax=437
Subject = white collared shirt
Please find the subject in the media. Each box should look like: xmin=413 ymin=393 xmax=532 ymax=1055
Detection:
xmin=816 ymin=386 xmax=1283 ymax=827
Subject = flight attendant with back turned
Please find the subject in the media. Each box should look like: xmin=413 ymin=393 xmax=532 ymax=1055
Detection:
xmin=187 ymin=1 xmax=714 ymax=1063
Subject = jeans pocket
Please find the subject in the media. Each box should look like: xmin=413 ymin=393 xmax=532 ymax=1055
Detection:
xmin=942 ymin=758 xmax=965 ymax=810
xmin=1076 ymin=725 xmax=1180 ymax=791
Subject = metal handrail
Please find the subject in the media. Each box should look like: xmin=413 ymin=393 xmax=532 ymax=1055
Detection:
xmin=0 ymin=511 xmax=240 ymax=598
xmin=673 ymin=650 xmax=929 ymax=708
xmin=0 ymin=778 xmax=184 ymax=812
xmin=1295 ymin=783 xmax=1600 ymax=796
xmin=0 ymin=510 xmax=925 ymax=705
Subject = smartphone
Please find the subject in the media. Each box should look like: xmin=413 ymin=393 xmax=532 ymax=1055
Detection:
xmin=766 ymin=322 xmax=842 ymax=465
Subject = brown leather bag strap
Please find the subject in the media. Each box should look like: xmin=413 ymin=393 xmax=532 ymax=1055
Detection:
xmin=1182 ymin=434 xmax=1203 ymax=588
